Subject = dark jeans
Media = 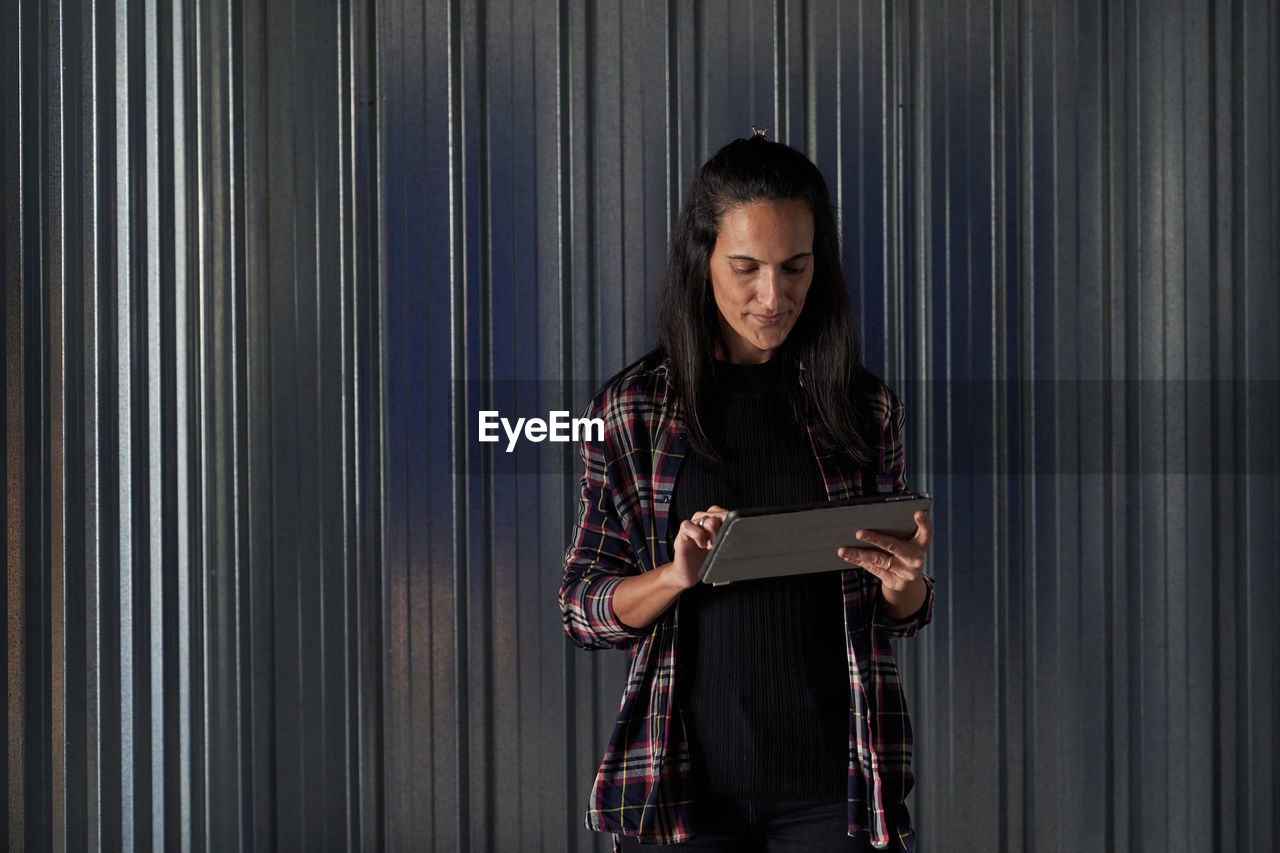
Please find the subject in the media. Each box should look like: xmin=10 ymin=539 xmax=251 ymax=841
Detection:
xmin=616 ymin=794 xmax=874 ymax=852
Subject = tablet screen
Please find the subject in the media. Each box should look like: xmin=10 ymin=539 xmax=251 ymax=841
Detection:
xmin=697 ymin=492 xmax=932 ymax=585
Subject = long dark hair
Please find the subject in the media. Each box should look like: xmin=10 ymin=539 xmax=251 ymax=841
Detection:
xmin=658 ymin=134 xmax=876 ymax=463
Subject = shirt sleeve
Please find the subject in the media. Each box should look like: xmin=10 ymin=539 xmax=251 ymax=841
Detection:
xmin=873 ymin=573 xmax=936 ymax=637
xmin=882 ymin=383 xmax=910 ymax=494
xmin=558 ymin=398 xmax=649 ymax=651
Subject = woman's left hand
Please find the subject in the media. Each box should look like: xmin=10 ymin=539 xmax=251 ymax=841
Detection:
xmin=837 ymin=510 xmax=933 ymax=594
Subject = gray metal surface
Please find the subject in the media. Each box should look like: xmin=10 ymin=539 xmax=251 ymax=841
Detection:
xmin=4 ymin=1 xmax=1278 ymax=852
xmin=2 ymin=0 xmax=382 ymax=849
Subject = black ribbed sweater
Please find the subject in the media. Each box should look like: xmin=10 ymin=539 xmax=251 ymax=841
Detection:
xmin=669 ymin=357 xmax=848 ymax=803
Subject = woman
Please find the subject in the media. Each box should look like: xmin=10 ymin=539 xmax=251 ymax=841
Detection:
xmin=559 ymin=134 xmax=934 ymax=852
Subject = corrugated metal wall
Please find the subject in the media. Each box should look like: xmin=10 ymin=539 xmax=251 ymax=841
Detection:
xmin=379 ymin=1 xmax=1278 ymax=852
xmin=2 ymin=0 xmax=383 ymax=849
xmin=6 ymin=1 xmax=1278 ymax=852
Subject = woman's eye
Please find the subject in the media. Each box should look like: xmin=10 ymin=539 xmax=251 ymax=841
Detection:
xmin=729 ymin=264 xmax=805 ymax=275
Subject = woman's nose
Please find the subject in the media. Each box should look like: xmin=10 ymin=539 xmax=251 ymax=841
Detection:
xmin=757 ymin=272 xmax=780 ymax=310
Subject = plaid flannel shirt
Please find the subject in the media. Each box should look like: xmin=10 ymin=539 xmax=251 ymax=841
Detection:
xmin=558 ymin=352 xmax=934 ymax=850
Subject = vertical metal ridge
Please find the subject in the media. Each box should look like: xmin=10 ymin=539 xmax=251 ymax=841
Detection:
xmin=141 ymin=0 xmax=165 ymax=844
xmin=83 ymin=0 xmax=105 ymax=846
xmin=987 ymin=6 xmax=1007 ymax=851
xmin=112 ymin=0 xmax=135 ymax=837
xmin=553 ymin=3 xmax=580 ymax=849
xmin=1015 ymin=0 xmax=1037 ymax=843
xmin=1098 ymin=0 xmax=1118 ymax=844
xmin=1205 ymin=6 xmax=1227 ymax=849
xmin=446 ymin=0 xmax=471 ymax=847
xmin=908 ymin=0 xmax=928 ymax=480
xmin=583 ymin=0 xmax=597 ymax=378
xmin=665 ymin=0 xmax=678 ymax=234
xmin=890 ymin=0 xmax=904 ymax=377
xmin=47 ymin=0 xmax=69 ymax=846
xmin=4 ymin=2 xmax=27 ymax=845
xmin=366 ymin=0 xmax=390 ymax=838
xmin=338 ymin=0 xmax=357 ymax=842
xmin=803 ymin=0 xmax=815 ymax=155
xmin=225 ymin=0 xmax=246 ymax=834
xmin=170 ymin=0 xmax=195 ymax=844
xmin=1226 ymin=2 xmax=1247 ymax=844
xmin=471 ymin=1 xmax=494 ymax=845
xmin=772 ymin=0 xmax=783 ymax=141
xmin=380 ymin=0 xmax=410 ymax=843
xmin=192 ymin=0 xmax=213 ymax=843
xmin=693 ymin=0 xmax=705 ymax=159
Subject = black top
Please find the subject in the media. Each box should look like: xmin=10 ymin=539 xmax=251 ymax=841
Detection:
xmin=670 ymin=357 xmax=849 ymax=802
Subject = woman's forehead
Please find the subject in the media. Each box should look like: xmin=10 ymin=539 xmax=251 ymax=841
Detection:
xmin=715 ymin=199 xmax=814 ymax=254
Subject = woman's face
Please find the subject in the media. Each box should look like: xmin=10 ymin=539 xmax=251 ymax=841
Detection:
xmin=707 ymin=198 xmax=815 ymax=364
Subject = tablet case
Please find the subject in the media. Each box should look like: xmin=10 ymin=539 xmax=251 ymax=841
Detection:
xmin=697 ymin=493 xmax=932 ymax=586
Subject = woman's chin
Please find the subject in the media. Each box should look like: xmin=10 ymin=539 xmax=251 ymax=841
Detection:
xmin=749 ymin=329 xmax=792 ymax=353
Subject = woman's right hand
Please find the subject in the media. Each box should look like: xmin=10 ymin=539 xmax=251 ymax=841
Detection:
xmin=667 ymin=505 xmax=730 ymax=589
xmin=611 ymin=505 xmax=730 ymax=629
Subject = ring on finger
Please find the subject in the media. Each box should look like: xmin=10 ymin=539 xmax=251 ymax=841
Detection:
xmin=696 ymin=516 xmax=708 ymax=528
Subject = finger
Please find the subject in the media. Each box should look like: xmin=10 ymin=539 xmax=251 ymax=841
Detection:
xmin=678 ymin=520 xmax=714 ymax=550
xmin=855 ymin=530 xmax=923 ymax=564
xmin=837 ymin=546 xmax=864 ymax=565
xmin=691 ymin=513 xmax=726 ymax=539
xmin=704 ymin=505 xmax=730 ymax=519
xmin=858 ymin=547 xmax=903 ymax=574
xmin=838 ymin=546 xmax=896 ymax=573
xmin=863 ymin=548 xmax=920 ymax=584
xmin=858 ymin=560 xmax=905 ymax=591
xmin=913 ymin=511 xmax=933 ymax=549
xmin=841 ymin=546 xmax=920 ymax=583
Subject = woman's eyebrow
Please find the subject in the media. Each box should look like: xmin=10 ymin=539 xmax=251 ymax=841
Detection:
xmin=726 ymin=252 xmax=814 ymax=262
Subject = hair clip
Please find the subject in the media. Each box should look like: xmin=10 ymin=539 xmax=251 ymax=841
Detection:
xmin=751 ymin=125 xmax=770 ymax=139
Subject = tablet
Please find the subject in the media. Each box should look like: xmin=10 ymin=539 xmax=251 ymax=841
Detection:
xmin=696 ymin=492 xmax=932 ymax=586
